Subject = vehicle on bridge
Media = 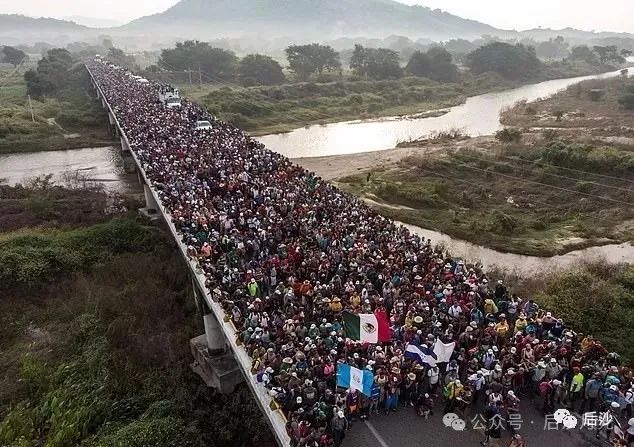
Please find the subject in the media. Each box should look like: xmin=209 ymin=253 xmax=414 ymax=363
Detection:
xmin=195 ymin=120 xmax=213 ymax=130
xmin=159 ymin=87 xmax=181 ymax=108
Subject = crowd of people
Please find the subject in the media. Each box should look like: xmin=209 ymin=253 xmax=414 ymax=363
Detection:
xmin=88 ymin=59 xmax=634 ymax=447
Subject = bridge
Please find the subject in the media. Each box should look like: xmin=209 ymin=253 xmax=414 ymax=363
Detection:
xmin=86 ymin=63 xmax=291 ymax=446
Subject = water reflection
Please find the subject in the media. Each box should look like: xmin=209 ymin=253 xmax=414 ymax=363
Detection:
xmin=259 ymin=67 xmax=632 ymax=158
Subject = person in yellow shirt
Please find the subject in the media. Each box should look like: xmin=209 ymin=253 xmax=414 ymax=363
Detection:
xmin=330 ymin=297 xmax=343 ymax=313
xmin=495 ymin=315 xmax=510 ymax=341
xmin=443 ymin=379 xmax=464 ymax=414
xmin=514 ymin=313 xmax=528 ymax=333
xmin=484 ymin=298 xmax=498 ymax=315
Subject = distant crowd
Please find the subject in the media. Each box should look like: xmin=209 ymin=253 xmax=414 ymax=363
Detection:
xmin=88 ymin=59 xmax=634 ymax=447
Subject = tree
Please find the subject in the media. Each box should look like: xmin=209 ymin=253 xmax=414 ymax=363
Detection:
xmin=466 ymin=42 xmax=542 ymax=81
xmin=426 ymin=47 xmax=458 ymax=82
xmin=285 ymin=44 xmax=340 ymax=79
xmin=349 ymin=45 xmax=401 ymax=80
xmin=237 ymin=54 xmax=285 ymax=85
xmin=107 ymin=47 xmax=136 ymax=69
xmin=24 ymin=48 xmax=74 ymax=97
xmin=593 ymin=45 xmax=625 ymax=64
xmin=569 ymin=45 xmax=599 ymax=65
xmin=159 ymin=41 xmax=238 ymax=80
xmin=1 ymin=45 xmax=27 ymax=67
xmin=536 ymin=36 xmax=569 ymax=60
xmin=405 ymin=50 xmax=432 ymax=77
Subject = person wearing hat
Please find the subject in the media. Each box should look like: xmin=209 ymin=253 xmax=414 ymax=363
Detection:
xmin=330 ymin=410 xmax=349 ymax=447
xmin=330 ymin=296 xmax=342 ymax=313
xmin=415 ymin=392 xmax=434 ymax=419
xmin=403 ymin=372 xmax=417 ymax=407
xmin=427 ymin=365 xmax=441 ymax=396
xmin=443 ymin=379 xmax=464 ymax=415
xmin=567 ymin=366 xmax=585 ymax=410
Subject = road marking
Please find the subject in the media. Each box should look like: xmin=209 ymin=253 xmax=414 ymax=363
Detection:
xmin=364 ymin=420 xmax=390 ymax=447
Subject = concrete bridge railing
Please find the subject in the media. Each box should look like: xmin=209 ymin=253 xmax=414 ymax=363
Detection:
xmin=86 ymin=65 xmax=291 ymax=447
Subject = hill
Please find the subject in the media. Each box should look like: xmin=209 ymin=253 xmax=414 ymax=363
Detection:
xmin=123 ymin=0 xmax=501 ymax=41
xmin=0 ymin=15 xmax=91 ymax=45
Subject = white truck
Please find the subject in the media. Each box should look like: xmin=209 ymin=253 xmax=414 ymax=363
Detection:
xmin=158 ymin=88 xmax=181 ymax=108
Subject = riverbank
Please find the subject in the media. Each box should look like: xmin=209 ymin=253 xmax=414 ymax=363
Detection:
xmin=501 ymin=73 xmax=634 ymax=139
xmin=183 ymin=61 xmax=614 ymax=136
xmin=0 ymin=68 xmax=115 ymax=154
xmin=296 ymin=130 xmax=633 ymax=257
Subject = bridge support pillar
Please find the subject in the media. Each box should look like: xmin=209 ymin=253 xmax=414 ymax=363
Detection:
xmin=190 ymin=280 xmax=244 ymax=394
xmin=120 ymin=136 xmax=130 ymax=153
xmin=101 ymin=97 xmax=106 ymax=109
xmin=203 ymin=313 xmax=226 ymax=355
xmin=122 ymin=153 xmax=136 ymax=173
xmin=143 ymin=184 xmax=159 ymax=211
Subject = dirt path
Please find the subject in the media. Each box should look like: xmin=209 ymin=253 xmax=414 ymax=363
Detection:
xmin=292 ymin=136 xmax=494 ymax=180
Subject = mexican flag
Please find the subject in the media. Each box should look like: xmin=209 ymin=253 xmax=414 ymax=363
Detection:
xmin=342 ymin=310 xmax=391 ymax=343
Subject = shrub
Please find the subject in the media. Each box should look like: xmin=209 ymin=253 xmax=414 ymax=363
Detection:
xmin=619 ymin=93 xmax=634 ymax=110
xmin=495 ymin=128 xmax=522 ymax=143
xmin=0 ymin=219 xmax=152 ymax=289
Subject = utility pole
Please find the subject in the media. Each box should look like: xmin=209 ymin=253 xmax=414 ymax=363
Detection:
xmin=188 ymin=68 xmax=192 ymax=85
xmin=27 ymin=95 xmax=35 ymax=122
xmin=198 ymin=65 xmax=202 ymax=87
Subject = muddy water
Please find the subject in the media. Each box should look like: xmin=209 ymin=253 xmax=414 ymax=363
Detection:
xmin=0 ymin=146 xmax=137 ymax=192
xmin=259 ymin=67 xmax=633 ymax=158
xmin=400 ymin=222 xmax=634 ymax=276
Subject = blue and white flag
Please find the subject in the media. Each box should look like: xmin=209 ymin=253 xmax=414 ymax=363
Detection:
xmin=337 ymin=363 xmax=374 ymax=396
xmin=404 ymin=342 xmax=438 ymax=367
xmin=433 ymin=340 xmax=456 ymax=364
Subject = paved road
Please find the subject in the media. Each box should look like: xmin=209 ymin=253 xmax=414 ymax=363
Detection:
xmin=343 ymin=399 xmax=608 ymax=447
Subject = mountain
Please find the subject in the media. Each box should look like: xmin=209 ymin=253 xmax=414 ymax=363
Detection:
xmin=0 ymin=15 xmax=92 ymax=45
xmin=64 ymin=16 xmax=124 ymax=28
xmin=123 ymin=0 xmax=502 ymax=41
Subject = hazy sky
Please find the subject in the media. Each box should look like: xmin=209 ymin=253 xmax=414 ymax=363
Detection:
xmin=0 ymin=0 xmax=633 ymax=33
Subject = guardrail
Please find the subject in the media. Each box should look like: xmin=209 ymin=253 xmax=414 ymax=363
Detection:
xmin=85 ymin=65 xmax=291 ymax=447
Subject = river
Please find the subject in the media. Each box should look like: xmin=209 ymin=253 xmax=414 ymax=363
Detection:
xmin=258 ymin=66 xmax=633 ymax=158
xmin=1 ymin=68 xmax=632 ymax=273
xmin=0 ymin=146 xmax=137 ymax=193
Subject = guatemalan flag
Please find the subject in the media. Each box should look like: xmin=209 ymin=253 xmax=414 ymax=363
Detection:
xmin=404 ymin=342 xmax=438 ymax=367
xmin=342 ymin=310 xmax=392 ymax=344
xmin=337 ymin=362 xmax=374 ymax=396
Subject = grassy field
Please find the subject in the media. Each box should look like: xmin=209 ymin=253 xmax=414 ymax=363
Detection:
xmin=337 ymin=139 xmax=634 ymax=256
xmin=170 ymin=61 xmax=615 ymax=135
xmin=0 ymin=68 xmax=114 ymax=154
xmin=0 ymin=185 xmax=274 ymax=447
xmin=501 ymin=74 xmax=634 ymax=137
xmin=178 ymin=73 xmax=515 ymax=135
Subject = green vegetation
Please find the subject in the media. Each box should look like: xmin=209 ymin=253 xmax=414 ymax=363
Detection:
xmin=190 ymin=73 xmax=513 ymax=134
xmin=405 ymin=47 xmax=458 ymax=82
xmin=238 ymin=54 xmax=286 ymax=86
xmin=0 ymin=178 xmax=114 ymax=232
xmin=465 ymin=42 xmax=543 ymax=81
xmin=0 ymin=218 xmax=154 ymax=289
xmin=0 ymin=187 xmax=273 ymax=447
xmin=147 ymin=38 xmax=627 ymax=133
xmin=285 ymin=43 xmax=341 ymax=79
xmin=0 ymin=45 xmax=27 ymax=67
xmin=159 ymin=40 xmax=238 ymax=80
xmin=499 ymin=262 xmax=634 ymax=362
xmin=0 ymin=49 xmax=113 ymax=154
xmin=502 ymin=75 xmax=634 ymax=136
xmin=337 ymin=140 xmax=634 ymax=256
xmin=350 ymin=45 xmax=402 ymax=80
